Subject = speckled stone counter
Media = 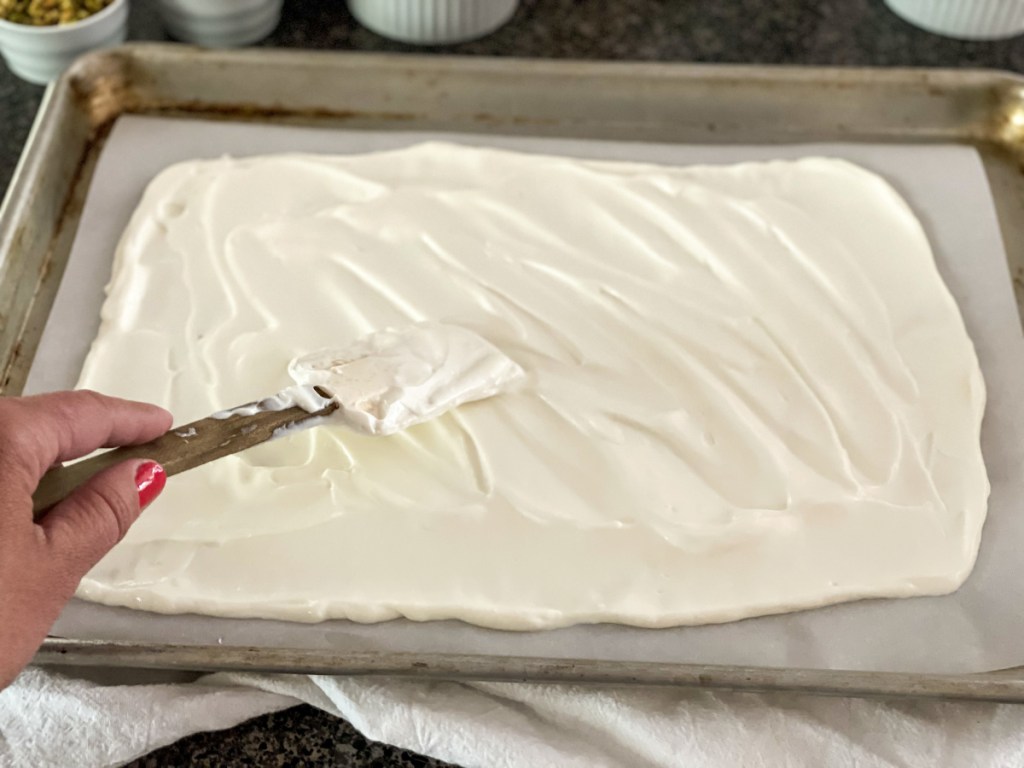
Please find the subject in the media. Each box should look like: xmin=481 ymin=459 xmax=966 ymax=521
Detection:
xmin=5 ymin=0 xmax=1024 ymax=765
xmin=124 ymin=704 xmax=457 ymax=768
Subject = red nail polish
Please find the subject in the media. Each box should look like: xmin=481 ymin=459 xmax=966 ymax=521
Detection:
xmin=135 ymin=461 xmax=166 ymax=510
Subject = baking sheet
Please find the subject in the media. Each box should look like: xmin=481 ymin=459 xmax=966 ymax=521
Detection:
xmin=30 ymin=115 xmax=1024 ymax=675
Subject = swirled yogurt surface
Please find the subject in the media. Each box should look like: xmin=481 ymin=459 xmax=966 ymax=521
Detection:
xmin=74 ymin=143 xmax=989 ymax=628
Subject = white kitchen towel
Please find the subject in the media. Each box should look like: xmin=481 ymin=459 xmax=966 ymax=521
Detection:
xmin=3 ymin=665 xmax=1024 ymax=767
xmin=0 ymin=667 xmax=295 ymax=768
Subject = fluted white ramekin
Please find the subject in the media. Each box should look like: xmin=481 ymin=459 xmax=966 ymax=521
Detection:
xmin=0 ymin=0 xmax=128 ymax=85
xmin=158 ymin=0 xmax=282 ymax=48
xmin=347 ymin=0 xmax=519 ymax=45
xmin=884 ymin=0 xmax=1024 ymax=40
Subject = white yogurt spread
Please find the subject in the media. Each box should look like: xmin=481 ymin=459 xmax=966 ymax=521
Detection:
xmin=74 ymin=143 xmax=989 ymax=629
xmin=208 ymin=323 xmax=522 ymax=438
xmin=288 ymin=322 xmax=524 ymax=436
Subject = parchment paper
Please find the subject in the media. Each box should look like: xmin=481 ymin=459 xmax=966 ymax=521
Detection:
xmin=32 ymin=116 xmax=1024 ymax=674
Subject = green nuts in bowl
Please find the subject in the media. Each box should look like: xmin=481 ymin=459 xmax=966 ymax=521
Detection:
xmin=0 ymin=0 xmax=114 ymax=26
xmin=0 ymin=0 xmax=127 ymax=84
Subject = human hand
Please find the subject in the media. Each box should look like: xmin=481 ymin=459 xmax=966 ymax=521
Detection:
xmin=0 ymin=390 xmax=172 ymax=689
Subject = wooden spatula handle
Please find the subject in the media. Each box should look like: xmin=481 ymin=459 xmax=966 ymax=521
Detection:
xmin=31 ymin=399 xmax=338 ymax=518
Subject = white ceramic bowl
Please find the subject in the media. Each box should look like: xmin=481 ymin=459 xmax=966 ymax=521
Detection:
xmin=347 ymin=0 xmax=519 ymax=45
xmin=884 ymin=0 xmax=1024 ymax=40
xmin=158 ymin=0 xmax=282 ymax=48
xmin=0 ymin=0 xmax=128 ymax=85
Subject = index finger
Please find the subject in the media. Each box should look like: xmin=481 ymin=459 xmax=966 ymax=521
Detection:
xmin=0 ymin=390 xmax=172 ymax=493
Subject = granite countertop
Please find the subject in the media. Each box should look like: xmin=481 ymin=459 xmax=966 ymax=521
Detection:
xmin=4 ymin=0 xmax=1024 ymax=765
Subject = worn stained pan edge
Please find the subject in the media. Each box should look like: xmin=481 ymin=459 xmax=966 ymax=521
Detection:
xmin=5 ymin=44 xmax=1024 ymax=699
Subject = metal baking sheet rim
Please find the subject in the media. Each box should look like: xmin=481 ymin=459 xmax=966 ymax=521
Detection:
xmin=4 ymin=44 xmax=1024 ymax=699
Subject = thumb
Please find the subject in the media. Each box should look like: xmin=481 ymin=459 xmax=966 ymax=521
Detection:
xmin=40 ymin=460 xmax=166 ymax=592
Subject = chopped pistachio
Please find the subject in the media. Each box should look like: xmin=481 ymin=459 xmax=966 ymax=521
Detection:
xmin=0 ymin=0 xmax=113 ymax=26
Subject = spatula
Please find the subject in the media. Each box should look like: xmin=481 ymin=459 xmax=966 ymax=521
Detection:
xmin=31 ymin=322 xmax=523 ymax=518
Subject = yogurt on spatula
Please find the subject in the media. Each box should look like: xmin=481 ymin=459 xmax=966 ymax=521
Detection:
xmin=288 ymin=322 xmax=525 ymax=435
xmin=33 ymin=323 xmax=522 ymax=515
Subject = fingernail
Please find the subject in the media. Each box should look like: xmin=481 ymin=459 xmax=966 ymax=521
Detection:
xmin=135 ymin=461 xmax=166 ymax=510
